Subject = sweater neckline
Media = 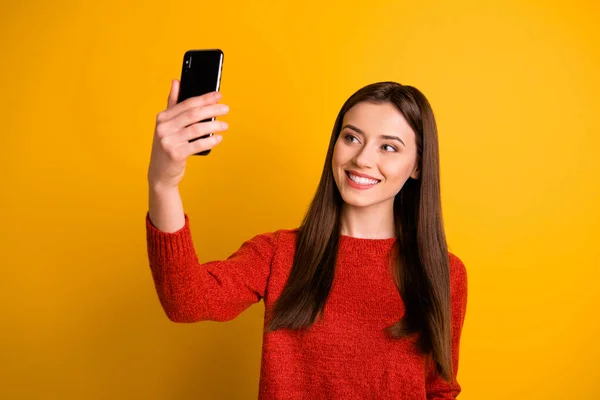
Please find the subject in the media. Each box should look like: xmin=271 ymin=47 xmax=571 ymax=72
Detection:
xmin=338 ymin=234 xmax=397 ymax=257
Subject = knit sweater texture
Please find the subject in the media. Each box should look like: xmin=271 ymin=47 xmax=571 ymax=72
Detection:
xmin=146 ymin=213 xmax=468 ymax=399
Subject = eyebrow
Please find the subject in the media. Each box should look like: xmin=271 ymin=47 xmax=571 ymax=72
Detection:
xmin=342 ymin=124 xmax=405 ymax=147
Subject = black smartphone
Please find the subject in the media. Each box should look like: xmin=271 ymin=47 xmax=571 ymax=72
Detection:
xmin=177 ymin=49 xmax=224 ymax=156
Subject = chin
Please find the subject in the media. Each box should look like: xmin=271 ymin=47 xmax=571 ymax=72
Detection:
xmin=339 ymin=192 xmax=377 ymax=208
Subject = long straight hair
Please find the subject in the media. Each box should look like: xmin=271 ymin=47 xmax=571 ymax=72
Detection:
xmin=266 ymin=82 xmax=453 ymax=381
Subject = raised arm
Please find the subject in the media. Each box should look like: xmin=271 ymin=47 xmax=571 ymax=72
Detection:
xmin=146 ymin=212 xmax=277 ymax=322
xmin=145 ymin=79 xmax=274 ymax=322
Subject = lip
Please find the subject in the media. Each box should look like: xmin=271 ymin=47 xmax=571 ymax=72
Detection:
xmin=345 ymin=170 xmax=381 ymax=190
xmin=346 ymin=170 xmax=380 ymax=181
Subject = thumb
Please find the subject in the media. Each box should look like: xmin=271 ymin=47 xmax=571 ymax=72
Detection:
xmin=167 ymin=79 xmax=180 ymax=109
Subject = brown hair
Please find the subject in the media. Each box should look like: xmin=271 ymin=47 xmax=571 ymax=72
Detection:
xmin=266 ymin=81 xmax=453 ymax=381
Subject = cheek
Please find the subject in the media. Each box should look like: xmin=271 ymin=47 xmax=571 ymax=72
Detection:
xmin=380 ymin=159 xmax=416 ymax=185
xmin=332 ymin=140 xmax=346 ymax=169
xmin=331 ymin=143 xmax=348 ymax=190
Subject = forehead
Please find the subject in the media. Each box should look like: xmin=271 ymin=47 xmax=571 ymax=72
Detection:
xmin=342 ymin=101 xmax=414 ymax=138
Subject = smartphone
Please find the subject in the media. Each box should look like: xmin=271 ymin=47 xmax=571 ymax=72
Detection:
xmin=177 ymin=49 xmax=224 ymax=156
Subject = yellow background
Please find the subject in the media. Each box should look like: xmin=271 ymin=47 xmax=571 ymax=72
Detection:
xmin=1 ymin=0 xmax=598 ymax=398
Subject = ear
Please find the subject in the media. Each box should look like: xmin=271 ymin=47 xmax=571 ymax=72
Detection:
xmin=410 ymin=162 xmax=420 ymax=180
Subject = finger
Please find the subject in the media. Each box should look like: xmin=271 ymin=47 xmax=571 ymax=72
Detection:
xmin=162 ymin=91 xmax=222 ymax=121
xmin=186 ymin=134 xmax=223 ymax=156
xmin=170 ymin=103 xmax=230 ymax=130
xmin=167 ymin=80 xmax=179 ymax=109
xmin=181 ymin=120 xmax=228 ymax=142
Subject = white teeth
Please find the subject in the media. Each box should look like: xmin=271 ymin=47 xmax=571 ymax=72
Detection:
xmin=348 ymin=173 xmax=379 ymax=185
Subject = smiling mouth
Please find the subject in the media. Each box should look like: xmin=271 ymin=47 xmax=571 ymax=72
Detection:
xmin=345 ymin=171 xmax=381 ymax=186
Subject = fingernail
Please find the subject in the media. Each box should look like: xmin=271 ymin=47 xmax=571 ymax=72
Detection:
xmin=221 ymin=105 xmax=229 ymax=112
xmin=221 ymin=121 xmax=228 ymax=129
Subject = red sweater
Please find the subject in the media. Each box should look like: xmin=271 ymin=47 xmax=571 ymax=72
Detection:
xmin=146 ymin=213 xmax=468 ymax=399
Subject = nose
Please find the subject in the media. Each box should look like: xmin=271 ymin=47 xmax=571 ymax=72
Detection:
xmin=352 ymin=144 xmax=377 ymax=169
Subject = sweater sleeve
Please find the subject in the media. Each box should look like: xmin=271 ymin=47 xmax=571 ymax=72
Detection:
xmin=145 ymin=212 xmax=278 ymax=323
xmin=425 ymin=253 xmax=468 ymax=399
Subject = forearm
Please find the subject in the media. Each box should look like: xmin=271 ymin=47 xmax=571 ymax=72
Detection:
xmin=148 ymin=183 xmax=185 ymax=233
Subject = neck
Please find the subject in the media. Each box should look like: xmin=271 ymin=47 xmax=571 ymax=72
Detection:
xmin=339 ymin=201 xmax=396 ymax=239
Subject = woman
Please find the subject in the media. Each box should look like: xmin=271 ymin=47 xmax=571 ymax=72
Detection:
xmin=146 ymin=80 xmax=468 ymax=399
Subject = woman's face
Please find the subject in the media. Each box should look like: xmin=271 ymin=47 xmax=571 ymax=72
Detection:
xmin=332 ymin=101 xmax=420 ymax=209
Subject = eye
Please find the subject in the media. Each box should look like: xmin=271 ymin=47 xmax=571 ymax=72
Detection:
xmin=382 ymin=144 xmax=397 ymax=152
xmin=343 ymin=134 xmax=360 ymax=144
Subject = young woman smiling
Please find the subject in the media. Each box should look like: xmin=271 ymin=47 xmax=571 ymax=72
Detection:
xmin=146 ymin=81 xmax=468 ymax=399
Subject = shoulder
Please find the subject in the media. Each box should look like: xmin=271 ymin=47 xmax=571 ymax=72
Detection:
xmin=448 ymin=253 xmax=467 ymax=283
xmin=252 ymin=228 xmax=299 ymax=243
xmin=270 ymin=228 xmax=299 ymax=253
xmin=448 ymin=252 xmax=468 ymax=305
xmin=273 ymin=227 xmax=300 ymax=239
xmin=245 ymin=227 xmax=298 ymax=241
xmin=238 ymin=228 xmax=299 ymax=254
